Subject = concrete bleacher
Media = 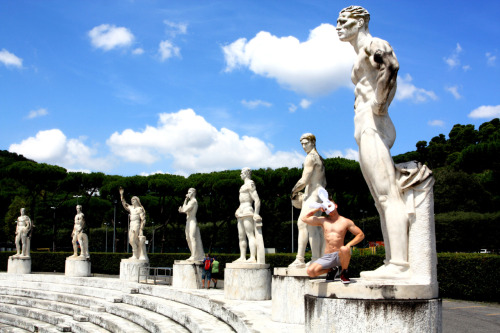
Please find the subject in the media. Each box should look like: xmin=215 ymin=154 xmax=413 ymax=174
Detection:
xmin=0 ymin=273 xmax=304 ymax=333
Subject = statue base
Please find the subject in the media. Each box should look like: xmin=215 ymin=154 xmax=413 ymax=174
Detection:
xmin=224 ymin=262 xmax=271 ymax=300
xmin=172 ymin=260 xmax=204 ymax=289
xmin=271 ymin=267 xmax=324 ymax=324
xmin=65 ymin=257 xmax=91 ymax=277
xmin=305 ymin=294 xmax=442 ymax=332
xmin=119 ymin=258 xmax=149 ymax=282
xmin=7 ymin=256 xmax=31 ymax=274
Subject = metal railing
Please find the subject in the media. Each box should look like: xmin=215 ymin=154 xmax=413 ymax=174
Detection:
xmin=138 ymin=266 xmax=173 ymax=285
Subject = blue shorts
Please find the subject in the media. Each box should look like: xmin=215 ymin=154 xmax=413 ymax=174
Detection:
xmin=202 ymin=270 xmax=211 ymax=280
xmin=315 ymin=252 xmax=340 ymax=270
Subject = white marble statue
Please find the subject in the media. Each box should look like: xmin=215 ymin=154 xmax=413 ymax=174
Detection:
xmin=119 ymin=187 xmax=148 ymax=261
xmin=14 ymin=208 xmax=32 ymax=257
xmin=69 ymin=205 xmax=89 ymax=259
xmin=337 ymin=6 xmax=436 ymax=281
xmin=178 ymin=188 xmax=205 ymax=261
xmin=233 ymin=167 xmax=265 ymax=264
xmin=290 ymin=133 xmax=326 ymax=268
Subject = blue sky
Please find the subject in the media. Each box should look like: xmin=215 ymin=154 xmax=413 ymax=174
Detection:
xmin=1 ymin=0 xmax=499 ymax=176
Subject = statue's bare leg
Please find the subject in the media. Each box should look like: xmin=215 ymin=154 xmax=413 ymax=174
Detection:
xmin=185 ymin=221 xmax=194 ymax=260
xmin=243 ymin=217 xmax=256 ymax=263
xmin=358 ymin=129 xmax=409 ymax=278
xmin=129 ymin=230 xmax=139 ymax=259
xmin=71 ymin=235 xmax=79 ymax=257
xmin=15 ymin=234 xmax=21 ymax=256
xmin=307 ymin=224 xmax=323 ymax=263
xmin=289 ymin=219 xmax=308 ymax=267
xmin=233 ymin=218 xmax=247 ymax=262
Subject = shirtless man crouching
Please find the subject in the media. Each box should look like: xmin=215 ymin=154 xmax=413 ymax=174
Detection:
xmin=302 ymin=200 xmax=364 ymax=283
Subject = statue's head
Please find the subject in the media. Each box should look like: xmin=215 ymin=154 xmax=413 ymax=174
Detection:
xmin=300 ymin=133 xmax=316 ymax=154
xmin=337 ymin=6 xmax=370 ymax=41
xmin=241 ymin=167 xmax=252 ymax=180
xmin=20 ymin=208 xmax=25 ymax=215
xmin=131 ymin=196 xmax=142 ymax=207
xmin=76 ymin=205 xmax=82 ymax=212
xmin=188 ymin=188 xmax=196 ymax=197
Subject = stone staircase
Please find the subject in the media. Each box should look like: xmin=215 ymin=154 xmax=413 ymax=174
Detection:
xmin=0 ymin=273 xmax=304 ymax=333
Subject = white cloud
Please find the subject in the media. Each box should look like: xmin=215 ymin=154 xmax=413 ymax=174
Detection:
xmin=222 ymin=23 xmax=355 ymax=96
xmin=88 ymin=24 xmax=134 ymax=51
xmin=163 ymin=20 xmax=188 ymax=37
xmin=428 ymin=120 xmax=445 ymax=127
xmin=468 ymin=105 xmax=500 ymax=119
xmin=288 ymin=103 xmax=298 ymax=113
xmin=396 ymin=74 xmax=438 ymax=103
xmin=132 ymin=48 xmax=144 ymax=55
xmin=445 ymin=85 xmax=462 ymax=99
xmin=324 ymin=148 xmax=359 ymax=161
xmin=158 ymin=40 xmax=180 ymax=61
xmin=26 ymin=108 xmax=48 ymax=119
xmin=9 ymin=129 xmax=111 ymax=170
xmin=241 ymin=99 xmax=272 ymax=109
xmin=300 ymin=99 xmax=312 ymax=109
xmin=486 ymin=52 xmax=496 ymax=66
xmin=106 ymin=108 xmax=304 ymax=174
xmin=443 ymin=43 xmax=462 ymax=68
xmin=0 ymin=49 xmax=23 ymax=68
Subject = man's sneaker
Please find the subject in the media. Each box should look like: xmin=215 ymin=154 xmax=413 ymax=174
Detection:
xmin=325 ymin=266 xmax=338 ymax=281
xmin=340 ymin=269 xmax=350 ymax=284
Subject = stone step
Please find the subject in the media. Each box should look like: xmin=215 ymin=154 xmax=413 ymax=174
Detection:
xmin=0 ymin=321 xmax=31 ymax=332
xmin=0 ymin=308 xmax=64 ymax=333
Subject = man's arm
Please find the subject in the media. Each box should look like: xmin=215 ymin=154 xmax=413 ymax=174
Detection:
xmin=291 ymin=154 xmax=317 ymax=195
xmin=301 ymin=207 xmax=324 ymax=227
xmin=345 ymin=220 xmax=365 ymax=248
xmin=366 ymin=38 xmax=399 ymax=115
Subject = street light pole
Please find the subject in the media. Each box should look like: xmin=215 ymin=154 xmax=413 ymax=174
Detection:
xmin=105 ymin=223 xmax=108 ymax=253
xmin=50 ymin=207 xmax=56 ymax=252
xmin=73 ymin=195 xmax=82 ymax=204
xmin=152 ymin=221 xmax=155 ymax=254
xmin=113 ymin=200 xmax=117 ymax=253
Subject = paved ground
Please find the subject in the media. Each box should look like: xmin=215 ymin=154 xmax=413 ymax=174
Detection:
xmin=443 ymin=299 xmax=500 ymax=333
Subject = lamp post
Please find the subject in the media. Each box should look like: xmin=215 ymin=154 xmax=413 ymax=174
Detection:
xmin=113 ymin=200 xmax=117 ymax=253
xmin=152 ymin=221 xmax=155 ymax=254
xmin=360 ymin=209 xmax=367 ymax=247
xmin=73 ymin=195 xmax=82 ymax=204
xmin=104 ymin=222 xmax=108 ymax=253
xmin=50 ymin=206 xmax=56 ymax=252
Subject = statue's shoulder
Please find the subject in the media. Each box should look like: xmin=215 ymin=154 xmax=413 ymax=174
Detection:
xmin=306 ymin=152 xmax=322 ymax=166
xmin=369 ymin=37 xmax=393 ymax=52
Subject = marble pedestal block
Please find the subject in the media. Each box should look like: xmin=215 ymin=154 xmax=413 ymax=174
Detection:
xmin=120 ymin=258 xmax=149 ymax=282
xmin=172 ymin=260 xmax=203 ymax=289
xmin=272 ymin=267 xmax=324 ymax=324
xmin=65 ymin=258 xmax=91 ymax=277
xmin=224 ymin=262 xmax=271 ymax=300
xmin=7 ymin=256 xmax=31 ymax=274
xmin=304 ymin=279 xmax=442 ymax=333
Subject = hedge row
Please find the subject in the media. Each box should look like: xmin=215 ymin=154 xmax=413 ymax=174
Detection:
xmin=1 ymin=252 xmax=498 ymax=302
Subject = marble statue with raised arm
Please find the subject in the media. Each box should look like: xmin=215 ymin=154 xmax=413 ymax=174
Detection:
xmin=336 ymin=6 xmax=411 ymax=279
xmin=233 ymin=167 xmax=265 ymax=264
xmin=178 ymin=188 xmax=205 ymax=261
xmin=119 ymin=187 xmax=148 ymax=261
xmin=14 ymin=208 xmax=32 ymax=257
xmin=69 ymin=205 xmax=89 ymax=259
xmin=290 ymin=133 xmax=326 ymax=268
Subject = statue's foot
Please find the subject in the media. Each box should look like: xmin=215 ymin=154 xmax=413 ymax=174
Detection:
xmin=186 ymin=256 xmax=195 ymax=261
xmin=246 ymin=257 xmax=257 ymax=263
xmin=69 ymin=254 xmax=78 ymax=258
xmin=361 ymin=263 xmax=410 ymax=280
xmin=232 ymin=257 xmax=245 ymax=263
xmin=288 ymin=258 xmax=306 ymax=268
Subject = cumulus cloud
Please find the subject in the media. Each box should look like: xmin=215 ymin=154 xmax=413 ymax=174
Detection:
xmin=486 ymin=52 xmax=496 ymax=66
xmin=222 ymin=24 xmax=355 ymax=96
xmin=0 ymin=49 xmax=23 ymax=68
xmin=445 ymin=85 xmax=462 ymax=99
xmin=324 ymin=148 xmax=359 ymax=161
xmin=300 ymin=99 xmax=312 ymax=109
xmin=396 ymin=74 xmax=438 ymax=103
xmin=158 ymin=40 xmax=180 ymax=61
xmin=26 ymin=108 xmax=48 ymax=119
xmin=106 ymin=108 xmax=304 ymax=174
xmin=163 ymin=20 xmax=188 ymax=37
xmin=9 ymin=129 xmax=111 ymax=170
xmin=428 ymin=120 xmax=445 ymax=127
xmin=88 ymin=24 xmax=134 ymax=51
xmin=468 ymin=105 xmax=500 ymax=119
xmin=241 ymin=99 xmax=272 ymax=109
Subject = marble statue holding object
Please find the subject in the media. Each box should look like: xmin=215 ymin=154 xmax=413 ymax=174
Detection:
xmin=233 ymin=167 xmax=265 ymax=264
xmin=178 ymin=188 xmax=205 ymax=262
xmin=289 ymin=133 xmax=326 ymax=268
xmin=337 ymin=5 xmax=437 ymax=283
xmin=14 ymin=208 xmax=32 ymax=258
xmin=119 ymin=187 xmax=148 ymax=261
xmin=68 ymin=205 xmax=89 ymax=259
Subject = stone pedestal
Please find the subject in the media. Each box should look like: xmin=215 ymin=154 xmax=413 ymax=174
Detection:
xmin=172 ymin=260 xmax=203 ymax=289
xmin=224 ymin=262 xmax=271 ymax=300
xmin=304 ymin=279 xmax=442 ymax=332
xmin=120 ymin=258 xmax=149 ymax=282
xmin=272 ymin=267 xmax=324 ymax=324
xmin=65 ymin=257 xmax=91 ymax=277
xmin=7 ymin=256 xmax=31 ymax=274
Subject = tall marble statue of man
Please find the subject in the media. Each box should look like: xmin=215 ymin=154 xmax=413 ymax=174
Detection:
xmin=178 ymin=188 xmax=205 ymax=261
xmin=119 ymin=187 xmax=148 ymax=260
xmin=290 ymin=133 xmax=326 ymax=267
xmin=234 ymin=167 xmax=265 ymax=264
xmin=69 ymin=205 xmax=89 ymax=259
xmin=337 ymin=6 xmax=409 ymax=278
xmin=15 ymin=208 xmax=32 ymax=257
